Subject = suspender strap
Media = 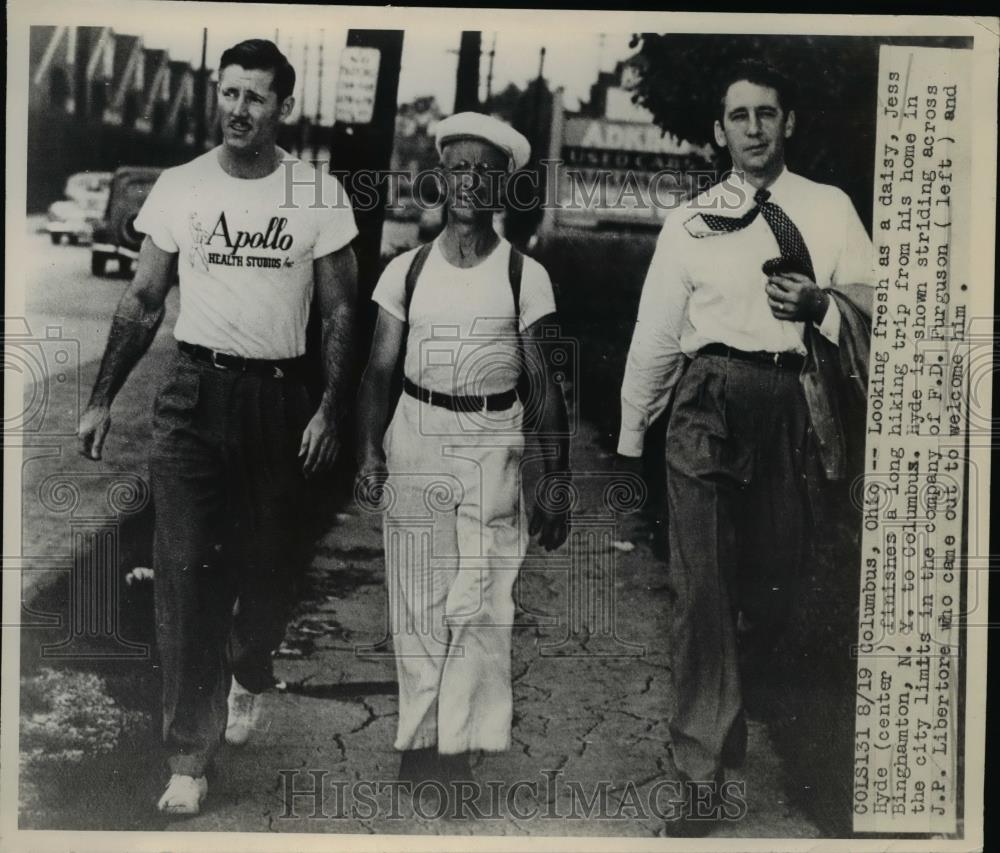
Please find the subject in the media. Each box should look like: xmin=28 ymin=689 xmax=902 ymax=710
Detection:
xmin=508 ymin=246 xmax=523 ymax=317
xmin=403 ymin=242 xmax=434 ymax=318
xmin=403 ymin=241 xmax=524 ymax=321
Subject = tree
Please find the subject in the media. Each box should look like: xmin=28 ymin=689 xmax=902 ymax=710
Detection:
xmin=485 ymin=82 xmax=523 ymax=123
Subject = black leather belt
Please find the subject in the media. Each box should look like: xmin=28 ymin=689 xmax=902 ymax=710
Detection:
xmin=699 ymin=342 xmax=805 ymax=371
xmin=403 ymin=377 xmax=518 ymax=412
xmin=179 ymin=341 xmax=304 ymax=379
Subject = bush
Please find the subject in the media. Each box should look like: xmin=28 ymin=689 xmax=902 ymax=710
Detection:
xmin=19 ymin=667 xmax=151 ymax=825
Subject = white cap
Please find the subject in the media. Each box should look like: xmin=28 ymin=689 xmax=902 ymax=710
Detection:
xmin=434 ymin=112 xmax=532 ymax=171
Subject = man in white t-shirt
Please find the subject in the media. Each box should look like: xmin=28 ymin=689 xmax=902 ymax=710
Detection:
xmin=77 ymin=39 xmax=358 ymax=815
xmin=356 ymin=113 xmax=570 ymax=805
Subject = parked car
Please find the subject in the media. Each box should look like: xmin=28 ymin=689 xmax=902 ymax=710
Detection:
xmin=91 ymin=166 xmax=162 ymax=277
xmin=46 ymin=199 xmax=96 ymax=245
xmin=66 ymin=171 xmax=113 ymax=212
xmin=45 ymin=171 xmax=112 ymax=245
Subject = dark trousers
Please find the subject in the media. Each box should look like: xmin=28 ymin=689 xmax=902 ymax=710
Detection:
xmin=665 ymin=353 xmax=811 ymax=780
xmin=150 ymin=350 xmax=312 ymax=776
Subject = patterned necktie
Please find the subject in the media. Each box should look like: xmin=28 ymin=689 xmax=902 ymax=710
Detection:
xmin=701 ymin=188 xmax=815 ymax=281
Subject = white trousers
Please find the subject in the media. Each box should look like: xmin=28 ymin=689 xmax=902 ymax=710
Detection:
xmin=383 ymin=393 xmax=526 ymax=754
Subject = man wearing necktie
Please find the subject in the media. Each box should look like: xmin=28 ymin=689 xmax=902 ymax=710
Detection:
xmin=617 ymin=59 xmax=874 ymax=834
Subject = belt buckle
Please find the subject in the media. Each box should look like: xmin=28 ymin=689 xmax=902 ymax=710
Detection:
xmin=772 ymin=352 xmax=781 ymax=366
xmin=272 ymin=366 xmax=284 ymax=379
xmin=211 ymin=350 xmax=227 ymax=371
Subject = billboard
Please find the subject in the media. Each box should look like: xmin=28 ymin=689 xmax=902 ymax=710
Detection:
xmin=553 ymin=113 xmax=713 ymax=229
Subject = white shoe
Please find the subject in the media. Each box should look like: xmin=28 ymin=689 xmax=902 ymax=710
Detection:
xmin=225 ymin=678 xmax=265 ymax=746
xmin=157 ymin=774 xmax=207 ymax=815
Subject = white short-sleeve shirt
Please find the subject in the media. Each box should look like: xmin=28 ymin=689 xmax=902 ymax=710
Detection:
xmin=134 ymin=147 xmax=358 ymax=359
xmin=372 ymin=236 xmax=556 ymax=396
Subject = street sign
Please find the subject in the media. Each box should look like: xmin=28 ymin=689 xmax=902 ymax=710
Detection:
xmin=334 ymin=46 xmax=380 ymax=124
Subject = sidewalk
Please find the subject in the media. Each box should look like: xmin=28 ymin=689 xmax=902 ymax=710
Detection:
xmin=156 ymin=415 xmax=819 ymax=839
xmin=13 ymin=289 xmax=819 ymax=837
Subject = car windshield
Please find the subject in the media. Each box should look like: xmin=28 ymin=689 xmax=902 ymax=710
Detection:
xmin=68 ymin=174 xmax=109 ymax=193
xmin=65 ymin=173 xmax=113 ymax=211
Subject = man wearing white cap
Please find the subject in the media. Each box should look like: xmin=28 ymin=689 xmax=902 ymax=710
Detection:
xmin=356 ymin=112 xmax=570 ymax=793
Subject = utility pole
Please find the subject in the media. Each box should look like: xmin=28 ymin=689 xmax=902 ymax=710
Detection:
xmin=314 ymin=29 xmax=325 ymax=159
xmin=319 ymin=29 xmax=405 ymax=497
xmin=485 ymin=33 xmax=496 ymax=107
xmin=300 ymin=37 xmax=309 ymax=156
xmin=530 ymin=45 xmax=548 ymax=170
xmin=533 ymin=46 xmax=547 ymax=146
xmin=301 ymin=37 xmax=309 ymax=118
xmin=316 ymin=29 xmax=325 ymax=123
xmin=328 ymin=29 xmax=404 ymax=295
xmin=73 ymin=26 xmax=91 ymax=121
xmin=506 ymin=45 xmax=549 ymax=249
xmin=195 ymin=28 xmax=207 ymax=149
xmin=453 ymin=31 xmax=481 ymax=113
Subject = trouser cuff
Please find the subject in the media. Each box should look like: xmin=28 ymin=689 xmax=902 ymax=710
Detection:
xmin=168 ymin=753 xmax=211 ymax=778
xmin=669 ymin=735 xmax=721 ymax=782
xmin=230 ymin=665 xmax=277 ymax=694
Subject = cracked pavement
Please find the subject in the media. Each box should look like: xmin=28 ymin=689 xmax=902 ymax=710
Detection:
xmin=17 ymin=223 xmax=824 ymax=840
xmin=166 ymin=417 xmax=821 ymax=839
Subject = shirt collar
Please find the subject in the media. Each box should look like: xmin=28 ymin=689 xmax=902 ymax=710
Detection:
xmin=726 ymin=165 xmax=791 ymax=209
xmin=763 ymin=166 xmax=792 ymax=203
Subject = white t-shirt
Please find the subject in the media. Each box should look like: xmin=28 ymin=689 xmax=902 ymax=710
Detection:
xmin=134 ymin=147 xmax=358 ymax=359
xmin=372 ymin=236 xmax=556 ymax=396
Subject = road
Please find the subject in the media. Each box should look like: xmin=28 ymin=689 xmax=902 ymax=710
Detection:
xmin=13 ymin=221 xmax=820 ymax=839
xmin=12 ymin=220 xmax=179 ymax=579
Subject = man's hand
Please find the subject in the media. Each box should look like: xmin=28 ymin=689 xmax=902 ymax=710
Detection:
xmin=529 ymin=503 xmax=569 ymax=552
xmin=77 ymin=404 xmax=112 ymax=460
xmin=765 ymin=272 xmax=830 ymax=323
xmin=299 ymin=410 xmax=340 ymax=478
xmin=530 ymin=470 xmax=572 ymax=552
xmin=354 ymin=450 xmax=389 ymax=511
xmin=611 ymin=453 xmax=646 ymax=549
xmin=613 ymin=452 xmax=644 ymax=481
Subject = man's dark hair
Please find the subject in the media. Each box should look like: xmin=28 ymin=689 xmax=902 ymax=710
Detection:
xmin=716 ymin=59 xmax=795 ymax=119
xmin=219 ymin=39 xmax=296 ymax=102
